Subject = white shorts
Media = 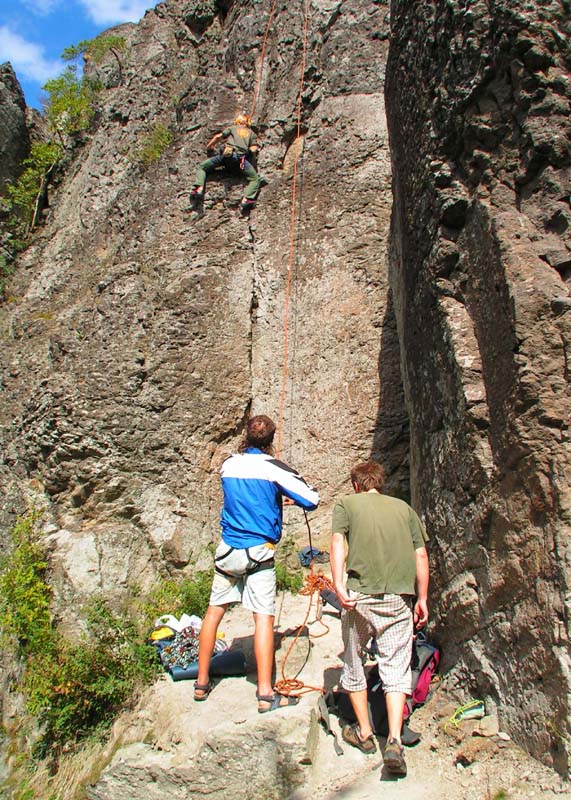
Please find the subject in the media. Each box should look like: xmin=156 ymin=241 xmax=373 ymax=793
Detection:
xmin=209 ymin=540 xmax=276 ymax=616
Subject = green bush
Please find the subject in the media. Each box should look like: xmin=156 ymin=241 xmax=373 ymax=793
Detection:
xmin=0 ymin=512 xmax=54 ymax=655
xmin=5 ymin=142 xmax=63 ymax=232
xmin=140 ymin=570 xmax=213 ymax=626
xmin=26 ymin=598 xmax=159 ymax=753
xmin=275 ymin=561 xmax=303 ymax=594
xmin=0 ymin=513 xmax=215 ymax=758
xmin=133 ymin=124 xmax=173 ymax=167
xmin=43 ymin=65 xmax=99 ymax=138
xmin=63 ymin=35 xmax=127 ymax=67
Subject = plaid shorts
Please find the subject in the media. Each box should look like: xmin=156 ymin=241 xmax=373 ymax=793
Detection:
xmin=340 ymin=592 xmax=413 ymax=694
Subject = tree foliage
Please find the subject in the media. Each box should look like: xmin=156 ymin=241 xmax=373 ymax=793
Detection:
xmin=0 ymin=512 xmax=53 ymax=655
xmin=43 ymin=65 xmax=99 ymax=138
xmin=5 ymin=142 xmax=63 ymax=231
xmin=62 ymin=35 xmax=127 ymax=85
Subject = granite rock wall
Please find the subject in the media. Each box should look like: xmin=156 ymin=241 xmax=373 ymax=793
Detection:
xmin=386 ymin=0 xmax=571 ymax=774
xmin=0 ymin=0 xmax=403 ymax=612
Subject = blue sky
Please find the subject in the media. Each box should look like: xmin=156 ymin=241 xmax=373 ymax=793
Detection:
xmin=0 ymin=0 xmax=159 ymax=109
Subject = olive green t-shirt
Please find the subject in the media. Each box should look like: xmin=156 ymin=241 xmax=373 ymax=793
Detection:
xmin=222 ymin=125 xmax=256 ymax=154
xmin=332 ymin=492 xmax=428 ymax=595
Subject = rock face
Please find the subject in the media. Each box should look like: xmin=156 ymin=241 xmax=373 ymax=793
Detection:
xmin=0 ymin=1 xmax=403 ymax=604
xmin=386 ymin=0 xmax=571 ymax=775
xmin=0 ymin=63 xmax=30 ymax=193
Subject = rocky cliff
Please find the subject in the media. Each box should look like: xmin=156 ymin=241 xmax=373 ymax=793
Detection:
xmin=386 ymin=0 xmax=571 ymax=775
xmin=0 ymin=2 xmax=401 ymax=617
xmin=0 ymin=63 xmax=30 ymax=192
xmin=1 ymin=0 xmax=571 ymax=788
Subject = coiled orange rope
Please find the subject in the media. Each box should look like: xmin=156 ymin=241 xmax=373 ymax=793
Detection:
xmin=274 ymin=564 xmax=336 ymax=697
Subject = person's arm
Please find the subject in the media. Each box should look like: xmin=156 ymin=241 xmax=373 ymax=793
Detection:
xmin=206 ymin=132 xmax=224 ymax=149
xmin=269 ymin=458 xmax=319 ymax=510
xmin=330 ymin=532 xmax=357 ymax=609
xmin=413 ymin=546 xmax=429 ymax=628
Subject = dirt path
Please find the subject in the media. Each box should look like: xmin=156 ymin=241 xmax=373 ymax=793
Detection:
xmin=249 ymin=593 xmax=569 ymax=799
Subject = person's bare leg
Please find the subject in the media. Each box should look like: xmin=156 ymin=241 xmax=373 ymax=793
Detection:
xmin=253 ymin=612 xmax=275 ymax=703
xmin=386 ymin=691 xmax=406 ymax=742
xmin=348 ymin=689 xmax=374 ymax=739
xmin=195 ymin=604 xmax=227 ymax=697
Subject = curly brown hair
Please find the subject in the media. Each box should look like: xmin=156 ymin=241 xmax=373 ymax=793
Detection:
xmin=238 ymin=415 xmax=276 ymax=454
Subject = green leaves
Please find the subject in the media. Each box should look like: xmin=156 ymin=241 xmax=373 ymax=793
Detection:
xmin=133 ymin=123 xmax=174 ymax=167
xmin=43 ymin=66 xmax=98 ymax=137
xmin=0 ymin=513 xmax=53 ymax=655
xmin=5 ymin=142 xmax=63 ymax=230
xmin=62 ymin=35 xmax=127 ymax=66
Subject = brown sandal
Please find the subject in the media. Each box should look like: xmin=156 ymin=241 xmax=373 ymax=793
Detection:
xmin=194 ymin=682 xmax=212 ymax=701
xmin=256 ymin=692 xmax=299 ymax=713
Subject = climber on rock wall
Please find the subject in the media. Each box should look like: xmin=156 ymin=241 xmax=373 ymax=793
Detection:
xmin=190 ymin=114 xmax=265 ymax=216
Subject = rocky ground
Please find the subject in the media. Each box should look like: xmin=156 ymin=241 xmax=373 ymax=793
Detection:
xmin=79 ymin=583 xmax=568 ymax=800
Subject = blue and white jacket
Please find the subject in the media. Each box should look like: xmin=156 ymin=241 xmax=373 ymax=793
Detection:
xmin=220 ymin=447 xmax=320 ymax=548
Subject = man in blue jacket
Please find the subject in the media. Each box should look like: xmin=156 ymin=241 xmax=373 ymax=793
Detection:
xmin=194 ymin=415 xmax=319 ymax=711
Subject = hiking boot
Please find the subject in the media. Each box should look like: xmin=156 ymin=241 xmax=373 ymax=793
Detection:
xmin=341 ymin=723 xmax=376 ymax=754
xmin=239 ymin=198 xmax=256 ymax=216
xmin=189 ymin=187 xmax=204 ymax=207
xmin=383 ymin=738 xmax=407 ymax=775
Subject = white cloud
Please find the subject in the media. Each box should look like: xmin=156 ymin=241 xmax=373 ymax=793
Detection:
xmin=0 ymin=26 xmax=62 ymax=83
xmin=79 ymin=0 xmax=154 ymax=25
xmin=20 ymin=0 xmax=62 ymax=15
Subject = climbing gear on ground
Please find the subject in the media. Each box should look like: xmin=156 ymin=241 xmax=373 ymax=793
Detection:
xmin=256 ymin=692 xmax=300 ymax=713
xmin=273 ymin=512 xmax=336 ymax=701
xmin=446 ymin=699 xmax=485 ymax=729
xmin=298 ymin=546 xmax=329 ymax=567
xmin=341 ymin=722 xmax=377 ymax=754
xmin=169 ymin=649 xmax=246 ymax=682
xmin=405 ymin=630 xmax=440 ymax=722
xmin=150 ymin=626 xmax=177 ymax=641
xmin=324 ymin=633 xmax=440 ymax=742
xmin=383 ymin=738 xmax=407 ymax=775
xmin=194 ymin=682 xmax=212 ymax=701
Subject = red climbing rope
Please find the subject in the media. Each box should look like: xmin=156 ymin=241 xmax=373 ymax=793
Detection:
xmin=276 ymin=0 xmax=311 ymax=459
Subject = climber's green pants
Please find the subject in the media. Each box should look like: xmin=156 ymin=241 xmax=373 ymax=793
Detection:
xmin=195 ymin=154 xmax=262 ymax=200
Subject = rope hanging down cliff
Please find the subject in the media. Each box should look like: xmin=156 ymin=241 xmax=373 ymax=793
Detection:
xmin=276 ymin=0 xmax=311 ymax=460
xmin=248 ymin=0 xmax=279 ymax=123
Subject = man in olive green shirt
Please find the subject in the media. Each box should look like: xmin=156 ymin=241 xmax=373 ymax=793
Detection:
xmin=330 ymin=461 xmax=429 ymax=776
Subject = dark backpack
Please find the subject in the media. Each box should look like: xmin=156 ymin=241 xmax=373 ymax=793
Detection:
xmin=322 ymin=631 xmax=440 ymax=742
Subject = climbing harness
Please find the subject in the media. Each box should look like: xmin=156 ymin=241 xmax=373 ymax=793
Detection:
xmin=214 ymin=545 xmax=275 ymax=578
